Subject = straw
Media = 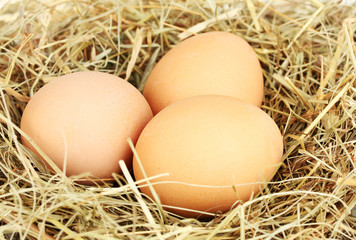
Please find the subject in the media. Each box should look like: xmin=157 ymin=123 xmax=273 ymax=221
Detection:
xmin=0 ymin=0 xmax=355 ymax=239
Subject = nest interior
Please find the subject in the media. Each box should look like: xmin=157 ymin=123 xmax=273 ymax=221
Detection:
xmin=0 ymin=0 xmax=355 ymax=239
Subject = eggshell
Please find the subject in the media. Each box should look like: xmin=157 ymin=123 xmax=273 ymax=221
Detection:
xmin=21 ymin=71 xmax=153 ymax=181
xmin=133 ymin=95 xmax=283 ymax=218
xmin=143 ymin=31 xmax=264 ymax=115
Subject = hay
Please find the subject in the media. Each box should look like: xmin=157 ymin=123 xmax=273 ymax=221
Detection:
xmin=0 ymin=0 xmax=355 ymax=239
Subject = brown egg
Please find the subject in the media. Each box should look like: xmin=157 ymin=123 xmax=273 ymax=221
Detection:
xmin=143 ymin=31 xmax=264 ymax=115
xmin=21 ymin=71 xmax=153 ymax=181
xmin=133 ymin=95 xmax=283 ymax=218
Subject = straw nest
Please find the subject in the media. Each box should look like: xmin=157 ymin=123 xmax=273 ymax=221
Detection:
xmin=0 ymin=0 xmax=355 ymax=239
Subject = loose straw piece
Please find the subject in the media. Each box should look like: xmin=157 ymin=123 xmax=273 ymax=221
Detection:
xmin=119 ymin=160 xmax=164 ymax=240
xmin=336 ymin=177 xmax=356 ymax=186
xmin=125 ymin=28 xmax=144 ymax=81
xmin=87 ymin=172 xmax=169 ymax=196
xmin=287 ymin=2 xmax=324 ymax=50
xmin=246 ymin=0 xmax=261 ymax=32
xmin=178 ymin=8 xmax=240 ymax=40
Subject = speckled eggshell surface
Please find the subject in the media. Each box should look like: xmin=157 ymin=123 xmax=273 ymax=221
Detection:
xmin=143 ymin=31 xmax=264 ymax=115
xmin=21 ymin=71 xmax=153 ymax=180
xmin=133 ymin=95 xmax=283 ymax=218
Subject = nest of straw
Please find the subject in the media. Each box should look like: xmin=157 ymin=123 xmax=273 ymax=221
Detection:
xmin=0 ymin=0 xmax=355 ymax=239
